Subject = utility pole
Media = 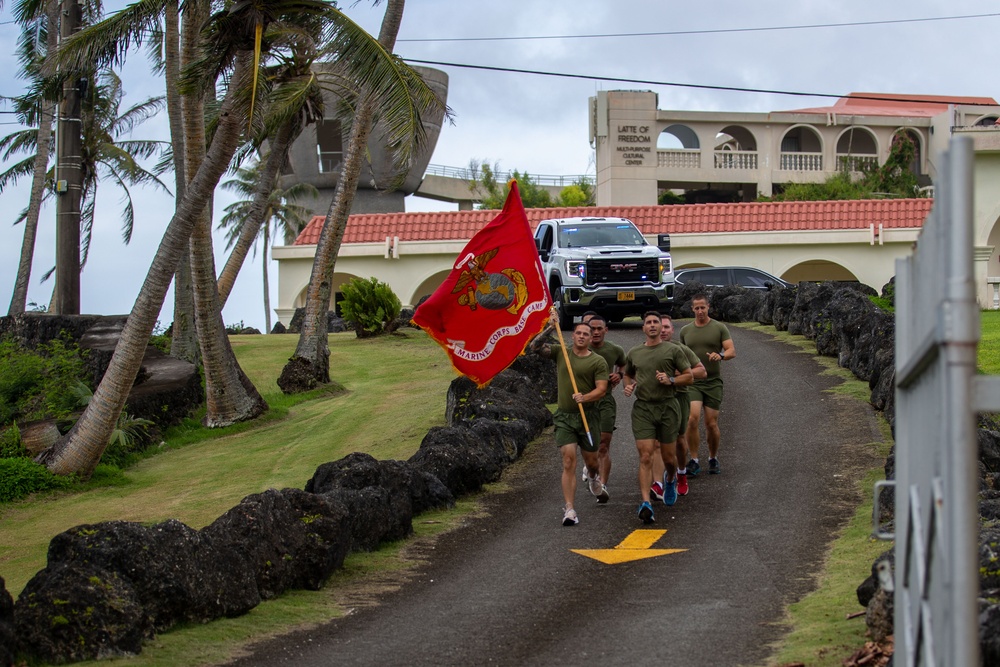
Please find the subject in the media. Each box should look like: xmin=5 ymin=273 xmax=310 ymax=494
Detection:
xmin=54 ymin=0 xmax=83 ymax=315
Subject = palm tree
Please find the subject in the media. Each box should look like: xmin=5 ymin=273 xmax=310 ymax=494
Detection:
xmin=279 ymin=0 xmax=448 ymax=391
xmin=215 ymin=13 xmax=331 ymax=310
xmin=219 ymin=160 xmax=317 ymax=332
xmin=0 ymin=69 xmax=172 ymax=285
xmin=38 ymin=0 xmax=441 ymax=477
xmin=3 ymin=0 xmax=59 ymax=316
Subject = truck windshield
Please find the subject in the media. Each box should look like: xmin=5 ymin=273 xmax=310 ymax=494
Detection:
xmin=558 ymin=223 xmax=646 ymax=248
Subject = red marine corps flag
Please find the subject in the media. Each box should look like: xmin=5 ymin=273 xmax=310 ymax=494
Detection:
xmin=413 ymin=182 xmax=551 ymax=386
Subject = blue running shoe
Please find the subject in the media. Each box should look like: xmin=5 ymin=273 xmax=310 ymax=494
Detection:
xmin=687 ymin=459 xmax=701 ymax=477
xmin=638 ymin=501 xmax=655 ymax=524
xmin=709 ymin=458 xmax=721 ymax=475
xmin=662 ymin=478 xmax=677 ymax=506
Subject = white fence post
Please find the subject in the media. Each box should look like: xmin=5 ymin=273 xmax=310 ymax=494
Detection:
xmin=893 ymin=136 xmax=987 ymax=666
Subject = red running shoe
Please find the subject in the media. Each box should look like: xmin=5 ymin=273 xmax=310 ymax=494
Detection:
xmin=677 ymin=473 xmax=689 ymax=496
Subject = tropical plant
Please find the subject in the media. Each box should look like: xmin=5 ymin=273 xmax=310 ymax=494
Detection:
xmin=339 ymin=276 xmax=401 ymax=338
xmin=219 ymin=159 xmax=317 ymax=333
xmin=0 ymin=68 xmax=171 ymax=284
xmin=2 ymin=0 xmax=60 ymax=316
xmin=39 ymin=0 xmax=443 ymax=476
xmin=468 ymin=160 xmax=594 ymax=209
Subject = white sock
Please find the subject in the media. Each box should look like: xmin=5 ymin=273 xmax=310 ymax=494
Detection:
xmin=678 ymin=467 xmax=687 ymax=475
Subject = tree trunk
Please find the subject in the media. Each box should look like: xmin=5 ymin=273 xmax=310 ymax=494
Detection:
xmin=7 ymin=0 xmax=59 ymax=317
xmin=216 ymin=119 xmax=294 ymax=306
xmin=277 ymin=0 xmax=405 ymax=393
xmin=165 ymin=0 xmax=198 ymax=362
xmin=40 ymin=53 xmax=254 ymax=478
xmin=176 ymin=0 xmax=265 ymax=426
xmin=262 ymin=223 xmax=271 ymax=334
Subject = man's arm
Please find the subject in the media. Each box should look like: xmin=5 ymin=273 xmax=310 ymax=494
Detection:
xmin=718 ymin=338 xmax=736 ymax=362
xmin=681 ymin=362 xmax=707 ymax=380
xmin=673 ymin=367 xmax=694 ymax=387
xmin=575 ymin=379 xmax=608 ymax=404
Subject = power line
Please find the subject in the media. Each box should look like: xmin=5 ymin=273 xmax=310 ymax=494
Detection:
xmin=404 ymin=58 xmax=1000 ymax=107
xmin=398 ymin=12 xmax=1000 ymax=43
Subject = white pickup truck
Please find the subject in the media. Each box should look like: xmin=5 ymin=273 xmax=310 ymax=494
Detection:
xmin=533 ymin=216 xmax=674 ymax=329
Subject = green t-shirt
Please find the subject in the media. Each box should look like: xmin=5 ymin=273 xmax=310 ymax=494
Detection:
xmin=679 ymin=319 xmax=731 ymax=378
xmin=624 ymin=342 xmax=691 ymax=402
xmin=666 ymin=341 xmax=700 ymax=394
xmin=590 ymin=340 xmax=626 ymax=375
xmin=551 ymin=349 xmax=609 ymax=412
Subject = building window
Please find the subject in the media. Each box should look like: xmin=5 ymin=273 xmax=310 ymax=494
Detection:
xmin=316 ymin=119 xmax=343 ymax=173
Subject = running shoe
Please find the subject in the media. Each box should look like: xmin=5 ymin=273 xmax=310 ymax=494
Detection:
xmin=563 ymin=507 xmax=579 ymax=526
xmin=677 ymin=473 xmax=689 ymax=496
xmin=595 ymin=484 xmax=610 ymax=504
xmin=709 ymin=458 xmax=721 ymax=475
xmin=638 ymin=501 xmax=655 ymax=524
xmin=687 ymin=459 xmax=701 ymax=477
xmin=581 ymin=466 xmax=590 ymax=483
xmin=588 ymin=473 xmax=604 ymax=498
xmin=650 ymin=481 xmax=665 ymax=502
xmin=662 ymin=478 xmax=677 ymax=506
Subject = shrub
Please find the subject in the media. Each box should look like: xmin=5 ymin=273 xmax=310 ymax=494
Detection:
xmin=100 ymin=413 xmax=156 ymax=468
xmin=0 ymin=335 xmax=89 ymax=426
xmin=0 ymin=457 xmax=74 ymax=502
xmin=339 ymin=277 xmax=402 ymax=338
xmin=0 ymin=424 xmax=27 ymax=459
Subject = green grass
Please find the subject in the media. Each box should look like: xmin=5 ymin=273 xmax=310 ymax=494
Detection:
xmin=0 ymin=330 xmax=457 ymax=600
xmin=981 ymin=310 xmax=1000 ymax=374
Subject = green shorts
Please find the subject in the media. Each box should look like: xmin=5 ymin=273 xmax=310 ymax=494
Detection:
xmin=553 ymin=408 xmax=600 ymax=452
xmin=596 ymin=394 xmax=617 ymax=434
xmin=676 ymin=393 xmax=690 ymax=437
xmin=689 ymin=376 xmax=724 ymax=411
xmin=631 ymin=399 xmax=681 ymax=443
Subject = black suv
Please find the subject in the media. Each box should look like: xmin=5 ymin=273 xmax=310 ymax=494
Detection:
xmin=674 ymin=266 xmax=792 ymax=290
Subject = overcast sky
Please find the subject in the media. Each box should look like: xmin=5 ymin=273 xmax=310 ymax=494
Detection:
xmin=1 ymin=0 xmax=998 ymax=330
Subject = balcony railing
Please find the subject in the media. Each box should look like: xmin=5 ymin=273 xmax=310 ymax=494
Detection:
xmin=779 ymin=152 xmax=823 ymax=171
xmin=658 ymin=149 xmax=701 ymax=169
xmin=713 ymin=150 xmax=758 ymax=170
xmin=836 ymin=154 xmax=878 ymax=172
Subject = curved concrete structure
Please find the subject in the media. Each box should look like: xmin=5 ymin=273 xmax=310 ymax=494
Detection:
xmin=279 ymin=64 xmax=448 ymax=215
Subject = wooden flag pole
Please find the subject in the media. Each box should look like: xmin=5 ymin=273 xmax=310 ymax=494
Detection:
xmin=551 ymin=308 xmax=594 ymax=448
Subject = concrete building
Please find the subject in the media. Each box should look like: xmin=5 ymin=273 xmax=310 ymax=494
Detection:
xmin=273 ymin=91 xmax=1000 ymax=325
xmin=273 ymin=198 xmax=936 ymax=326
xmin=591 ymin=90 xmax=1000 ymax=204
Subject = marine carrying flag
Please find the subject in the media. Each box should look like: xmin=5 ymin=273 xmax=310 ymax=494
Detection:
xmin=412 ymin=182 xmax=551 ymax=386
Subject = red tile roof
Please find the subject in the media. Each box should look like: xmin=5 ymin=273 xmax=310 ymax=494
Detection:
xmin=293 ymin=199 xmax=933 ymax=246
xmin=783 ymin=92 xmax=998 ymax=117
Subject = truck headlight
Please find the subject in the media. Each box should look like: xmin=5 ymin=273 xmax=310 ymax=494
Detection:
xmin=659 ymin=258 xmax=671 ymax=280
xmin=566 ymin=260 xmax=586 ymax=280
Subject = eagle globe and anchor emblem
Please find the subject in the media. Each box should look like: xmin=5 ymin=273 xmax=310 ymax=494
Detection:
xmin=451 ymin=247 xmax=528 ymax=314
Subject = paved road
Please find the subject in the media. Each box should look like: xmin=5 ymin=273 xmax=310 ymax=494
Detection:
xmin=224 ymin=323 xmax=883 ymax=667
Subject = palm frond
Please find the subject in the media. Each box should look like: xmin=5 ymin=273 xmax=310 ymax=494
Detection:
xmin=0 ymin=156 xmax=38 ymax=192
xmin=48 ymin=0 xmax=167 ymax=73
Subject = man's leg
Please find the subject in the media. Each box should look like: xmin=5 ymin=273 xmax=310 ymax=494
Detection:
xmin=705 ymin=406 xmax=722 ymax=457
xmin=561 ymin=444 xmax=578 ymax=509
xmin=598 ymin=431 xmax=612 ymax=485
xmin=686 ymin=400 xmax=704 ymax=462
xmin=635 ymin=439 xmax=658 ymax=503
xmin=659 ymin=440 xmax=678 ymax=479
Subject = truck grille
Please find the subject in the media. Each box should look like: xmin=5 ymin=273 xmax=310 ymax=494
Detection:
xmin=585 ymin=257 xmax=660 ymax=286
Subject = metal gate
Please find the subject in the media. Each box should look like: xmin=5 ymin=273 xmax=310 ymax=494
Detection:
xmin=892 ymin=136 xmax=1000 ymax=666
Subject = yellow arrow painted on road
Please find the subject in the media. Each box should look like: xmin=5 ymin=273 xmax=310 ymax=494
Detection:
xmin=571 ymin=529 xmax=687 ymax=564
